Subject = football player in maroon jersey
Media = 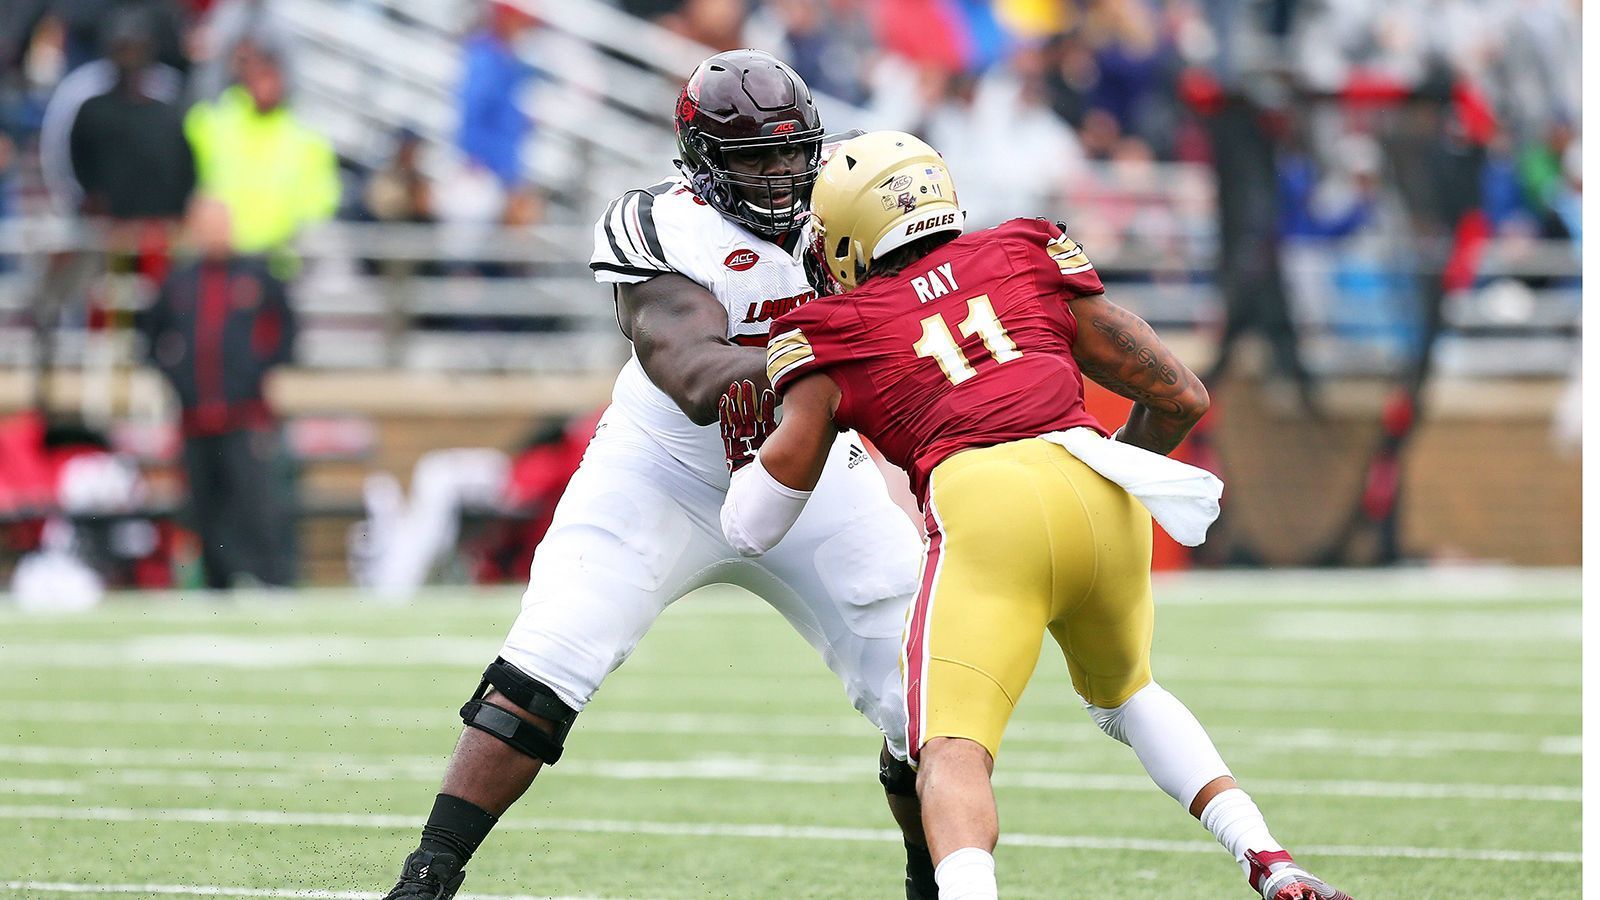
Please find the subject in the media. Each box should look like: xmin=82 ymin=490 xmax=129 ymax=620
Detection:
xmin=719 ymin=132 xmax=1352 ymax=900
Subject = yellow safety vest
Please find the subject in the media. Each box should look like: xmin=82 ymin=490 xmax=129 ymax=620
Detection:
xmin=185 ymin=87 xmax=339 ymax=255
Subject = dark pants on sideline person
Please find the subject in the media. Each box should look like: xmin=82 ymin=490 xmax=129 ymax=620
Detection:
xmin=182 ymin=428 xmax=290 ymax=589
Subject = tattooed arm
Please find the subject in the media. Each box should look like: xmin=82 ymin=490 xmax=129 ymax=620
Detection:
xmin=1069 ymin=293 xmax=1210 ymax=455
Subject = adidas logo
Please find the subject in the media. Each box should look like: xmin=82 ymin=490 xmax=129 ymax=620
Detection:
xmin=847 ymin=445 xmax=867 ymax=468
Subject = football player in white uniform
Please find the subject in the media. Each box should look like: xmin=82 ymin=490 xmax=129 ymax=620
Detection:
xmin=381 ymin=51 xmax=937 ymax=900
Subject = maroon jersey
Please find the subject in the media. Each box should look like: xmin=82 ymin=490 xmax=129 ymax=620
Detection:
xmin=766 ymin=217 xmax=1107 ymax=504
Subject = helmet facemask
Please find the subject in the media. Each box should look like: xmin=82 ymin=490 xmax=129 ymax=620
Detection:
xmin=687 ymin=130 xmax=824 ymax=237
xmin=672 ymin=49 xmax=827 ymax=239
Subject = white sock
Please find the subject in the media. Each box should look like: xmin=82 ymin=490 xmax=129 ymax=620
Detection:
xmin=1086 ymin=682 xmax=1232 ymax=809
xmin=1200 ymin=788 xmax=1285 ymax=876
xmin=933 ymin=847 xmax=997 ymax=900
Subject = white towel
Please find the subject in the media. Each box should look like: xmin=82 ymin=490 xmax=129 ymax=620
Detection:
xmin=1040 ymin=428 xmax=1223 ymax=547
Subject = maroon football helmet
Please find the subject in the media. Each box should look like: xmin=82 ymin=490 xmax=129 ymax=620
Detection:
xmin=674 ymin=49 xmax=825 ymax=237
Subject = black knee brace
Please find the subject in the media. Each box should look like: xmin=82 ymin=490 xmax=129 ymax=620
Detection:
xmin=458 ymin=658 xmax=579 ymax=764
xmin=879 ymin=749 xmax=918 ymax=797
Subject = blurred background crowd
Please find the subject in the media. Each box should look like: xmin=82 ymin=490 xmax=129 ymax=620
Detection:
xmin=0 ymin=0 xmax=1581 ymax=601
xmin=0 ymin=0 xmax=1582 ymax=242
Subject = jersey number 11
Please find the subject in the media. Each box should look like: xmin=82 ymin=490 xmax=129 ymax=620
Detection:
xmin=913 ymin=294 xmax=1022 ymax=385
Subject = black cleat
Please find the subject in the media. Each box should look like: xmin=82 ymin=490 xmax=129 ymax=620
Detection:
xmin=384 ymin=848 xmax=466 ymax=900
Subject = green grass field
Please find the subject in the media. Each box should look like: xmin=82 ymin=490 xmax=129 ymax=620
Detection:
xmin=0 ymin=569 xmax=1580 ymax=899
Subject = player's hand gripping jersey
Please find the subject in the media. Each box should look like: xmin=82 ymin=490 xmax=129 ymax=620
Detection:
xmin=766 ymin=217 xmax=1107 ymax=503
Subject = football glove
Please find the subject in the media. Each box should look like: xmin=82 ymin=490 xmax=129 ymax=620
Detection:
xmin=719 ymin=379 xmax=777 ymax=473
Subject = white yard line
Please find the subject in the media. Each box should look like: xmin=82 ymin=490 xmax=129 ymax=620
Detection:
xmin=0 ymin=702 xmax=1581 ymax=748
xmin=0 ymin=616 xmax=1579 ymax=670
xmin=0 ymin=805 xmax=1577 ymax=865
xmin=0 ymin=568 xmax=1574 ymax=618
xmin=1146 ymin=567 xmax=1580 ymax=606
xmin=1013 ymin=686 xmax=1577 ymax=717
xmin=1 ymin=882 xmax=611 ymax=900
xmin=992 ymin=771 xmax=1580 ymax=802
xmin=0 ymin=751 xmax=1578 ymax=803
xmin=0 ymin=778 xmax=84 ymax=795
xmin=0 ymin=744 xmax=441 ymax=771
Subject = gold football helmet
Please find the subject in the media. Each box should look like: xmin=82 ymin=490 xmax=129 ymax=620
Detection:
xmin=810 ymin=131 xmax=963 ymax=290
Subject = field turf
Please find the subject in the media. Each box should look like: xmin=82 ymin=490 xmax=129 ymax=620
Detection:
xmin=0 ymin=569 xmax=1580 ymax=899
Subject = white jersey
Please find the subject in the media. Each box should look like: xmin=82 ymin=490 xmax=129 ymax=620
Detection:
xmin=590 ymin=176 xmax=819 ymax=488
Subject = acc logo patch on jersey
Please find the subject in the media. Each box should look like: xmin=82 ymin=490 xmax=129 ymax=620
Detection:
xmin=724 ymin=249 xmax=760 ymax=271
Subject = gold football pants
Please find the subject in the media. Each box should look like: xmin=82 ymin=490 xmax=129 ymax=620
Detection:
xmin=903 ymin=437 xmax=1154 ymax=761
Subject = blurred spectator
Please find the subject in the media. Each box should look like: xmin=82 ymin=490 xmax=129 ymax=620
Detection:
xmin=0 ymin=412 xmax=162 ymax=608
xmin=364 ymin=127 xmax=432 ymax=225
xmin=872 ymin=0 xmax=969 ymax=75
xmin=747 ymin=0 xmax=874 ymax=105
xmin=39 ymin=12 xmax=183 ymax=213
xmin=436 ymin=2 xmax=544 ymax=273
xmin=1090 ymin=0 xmax=1183 ymax=158
xmin=68 ymin=7 xmax=194 ymax=222
xmin=0 ymin=0 xmax=52 ymax=76
xmin=1175 ymin=0 xmax=1313 ymax=395
xmin=658 ymin=0 xmax=746 ymax=52
xmin=190 ymin=0 xmax=296 ymax=101
xmin=948 ymin=0 xmax=1016 ymax=72
xmin=3 ymin=0 xmax=187 ymax=79
xmin=0 ymin=133 xmax=14 ymax=223
xmin=922 ymin=49 xmax=1084 ymax=228
xmin=1196 ymin=91 xmax=1315 ymax=394
xmin=351 ymin=409 xmax=601 ymax=598
xmin=472 ymin=410 xmax=600 ymax=583
xmin=1278 ymin=133 xmax=1378 ymax=239
xmin=352 ymin=447 xmax=509 ymax=599
xmin=137 ymin=198 xmax=296 ymax=588
xmin=1040 ymin=30 xmax=1096 ymax=129
xmin=1 ymin=10 xmax=60 ymax=143
xmin=362 ymin=126 xmax=441 ymax=278
xmin=1492 ymin=0 xmax=1578 ymax=151
xmin=457 ymin=0 xmax=535 ymax=192
xmin=184 ymin=37 xmax=338 ymax=256
xmin=993 ymin=0 xmax=1071 ymax=41
xmin=1479 ymin=143 xmax=1535 ymax=236
xmin=1517 ymin=120 xmax=1580 ymax=241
